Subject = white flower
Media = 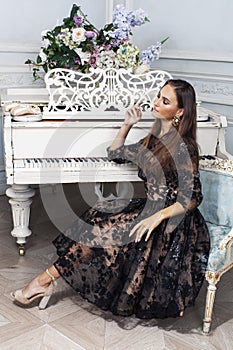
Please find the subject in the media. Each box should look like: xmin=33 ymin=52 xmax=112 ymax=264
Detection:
xmin=41 ymin=30 xmax=49 ymax=38
xmin=39 ymin=49 xmax=47 ymax=63
xmin=40 ymin=30 xmax=50 ymax=48
xmin=72 ymin=27 xmax=86 ymax=43
xmin=134 ymin=64 xmax=150 ymax=74
xmin=116 ymin=42 xmax=140 ymax=70
xmin=55 ymin=28 xmax=71 ymax=47
xmin=41 ymin=38 xmax=50 ymax=48
xmin=96 ymin=50 xmax=119 ymax=69
xmin=75 ymin=48 xmax=91 ymax=64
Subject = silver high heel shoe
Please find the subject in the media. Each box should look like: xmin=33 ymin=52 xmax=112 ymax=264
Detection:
xmin=11 ymin=269 xmax=57 ymax=310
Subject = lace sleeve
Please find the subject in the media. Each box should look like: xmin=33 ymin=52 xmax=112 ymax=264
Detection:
xmin=175 ymin=142 xmax=203 ymax=212
xmin=106 ymin=140 xmax=143 ymax=164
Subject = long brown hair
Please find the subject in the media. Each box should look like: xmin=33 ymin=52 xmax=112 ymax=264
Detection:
xmin=142 ymin=79 xmax=198 ymax=166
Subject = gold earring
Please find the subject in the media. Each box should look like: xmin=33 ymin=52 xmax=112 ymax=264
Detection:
xmin=172 ymin=114 xmax=182 ymax=127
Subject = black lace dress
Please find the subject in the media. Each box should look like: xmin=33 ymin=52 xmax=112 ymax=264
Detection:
xmin=53 ymin=135 xmax=210 ymax=319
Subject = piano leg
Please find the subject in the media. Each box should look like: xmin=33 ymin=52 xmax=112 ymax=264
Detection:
xmin=6 ymin=184 xmax=35 ymax=255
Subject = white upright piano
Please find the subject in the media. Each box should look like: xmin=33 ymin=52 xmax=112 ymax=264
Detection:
xmin=2 ymin=68 xmax=232 ymax=255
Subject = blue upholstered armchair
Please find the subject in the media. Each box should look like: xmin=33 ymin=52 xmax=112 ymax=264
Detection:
xmin=199 ymin=167 xmax=233 ymax=334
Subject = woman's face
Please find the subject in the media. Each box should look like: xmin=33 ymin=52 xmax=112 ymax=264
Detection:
xmin=152 ymin=84 xmax=183 ymax=121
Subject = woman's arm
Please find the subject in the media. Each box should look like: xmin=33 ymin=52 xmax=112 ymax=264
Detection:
xmin=109 ymin=104 xmax=142 ymax=151
xmin=108 ymin=123 xmax=132 ymax=151
xmin=129 ymin=202 xmax=185 ymax=242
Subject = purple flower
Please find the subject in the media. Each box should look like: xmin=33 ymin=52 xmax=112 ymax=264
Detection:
xmin=140 ymin=43 xmax=162 ymax=66
xmin=103 ymin=44 xmax=112 ymax=51
xmin=109 ymin=5 xmax=150 ymax=48
xmin=108 ymin=25 xmax=130 ymax=47
xmin=85 ymin=31 xmax=95 ymax=39
xmin=74 ymin=16 xmax=83 ymax=27
xmin=112 ymin=4 xmax=128 ymax=27
xmin=89 ymin=55 xmax=97 ymax=67
xmin=127 ymin=8 xmax=149 ymax=27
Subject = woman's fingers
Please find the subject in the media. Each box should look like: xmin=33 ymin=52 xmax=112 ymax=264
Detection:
xmin=129 ymin=211 xmax=162 ymax=242
xmin=135 ymin=229 xmax=148 ymax=243
xmin=145 ymin=229 xmax=152 ymax=242
xmin=124 ymin=111 xmax=141 ymax=125
xmin=135 ymin=100 xmax=143 ymax=108
xmin=129 ymin=222 xmax=151 ymax=242
xmin=129 ymin=223 xmax=139 ymax=237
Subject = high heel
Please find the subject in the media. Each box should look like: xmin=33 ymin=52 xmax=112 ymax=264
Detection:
xmin=11 ymin=269 xmax=57 ymax=309
xmin=39 ymin=269 xmax=57 ymax=310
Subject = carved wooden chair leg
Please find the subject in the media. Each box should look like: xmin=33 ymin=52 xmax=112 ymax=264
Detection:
xmin=202 ymin=271 xmax=220 ymax=334
xmin=203 ymin=282 xmax=216 ymax=333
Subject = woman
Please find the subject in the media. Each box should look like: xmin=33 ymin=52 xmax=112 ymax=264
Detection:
xmin=11 ymin=79 xmax=210 ymax=319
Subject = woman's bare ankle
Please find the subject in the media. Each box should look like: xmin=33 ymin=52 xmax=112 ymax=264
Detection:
xmin=38 ymin=266 xmax=60 ymax=286
xmin=47 ymin=266 xmax=60 ymax=280
xmin=38 ymin=272 xmax=52 ymax=286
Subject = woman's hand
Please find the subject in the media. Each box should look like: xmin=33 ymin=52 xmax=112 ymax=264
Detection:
xmin=129 ymin=202 xmax=185 ymax=243
xmin=123 ymin=103 xmax=142 ymax=126
xmin=108 ymin=103 xmax=142 ymax=151
xmin=129 ymin=212 xmax=164 ymax=243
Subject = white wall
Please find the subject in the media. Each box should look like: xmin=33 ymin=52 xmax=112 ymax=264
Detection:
xmin=0 ymin=0 xmax=106 ymax=43
xmin=0 ymin=0 xmax=233 ymax=193
xmin=130 ymin=0 xmax=233 ymax=55
xmin=0 ymin=0 xmax=108 ymax=70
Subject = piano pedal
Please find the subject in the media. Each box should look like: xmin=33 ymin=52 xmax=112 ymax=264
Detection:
xmin=18 ymin=245 xmax=25 ymax=256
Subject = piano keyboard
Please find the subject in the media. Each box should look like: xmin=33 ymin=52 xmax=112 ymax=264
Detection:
xmin=15 ymin=157 xmax=126 ymax=168
xmin=13 ymin=157 xmax=140 ymax=184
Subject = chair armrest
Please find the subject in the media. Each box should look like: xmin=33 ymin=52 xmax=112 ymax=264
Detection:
xmin=219 ymin=227 xmax=233 ymax=250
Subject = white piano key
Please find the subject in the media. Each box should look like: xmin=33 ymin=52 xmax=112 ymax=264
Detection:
xmin=25 ymin=159 xmax=31 ymax=168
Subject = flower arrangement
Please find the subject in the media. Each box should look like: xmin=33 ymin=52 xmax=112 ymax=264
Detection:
xmin=26 ymin=3 xmax=168 ymax=80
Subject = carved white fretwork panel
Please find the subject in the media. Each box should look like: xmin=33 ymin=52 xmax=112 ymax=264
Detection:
xmin=44 ymin=67 xmax=172 ymax=118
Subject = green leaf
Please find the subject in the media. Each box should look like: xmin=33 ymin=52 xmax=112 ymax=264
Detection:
xmin=60 ymin=57 xmax=67 ymax=66
xmin=103 ymin=23 xmax=114 ymax=31
xmin=161 ymin=36 xmax=169 ymax=44
xmin=63 ymin=17 xmax=74 ymax=27
xmin=70 ymin=4 xmax=80 ymax=19
xmin=36 ymin=56 xmax=42 ymax=64
xmin=53 ymin=26 xmax=62 ymax=34
xmin=43 ymin=64 xmax=48 ymax=72
xmin=32 ymin=68 xmax=40 ymax=80
xmin=84 ymin=24 xmax=96 ymax=31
